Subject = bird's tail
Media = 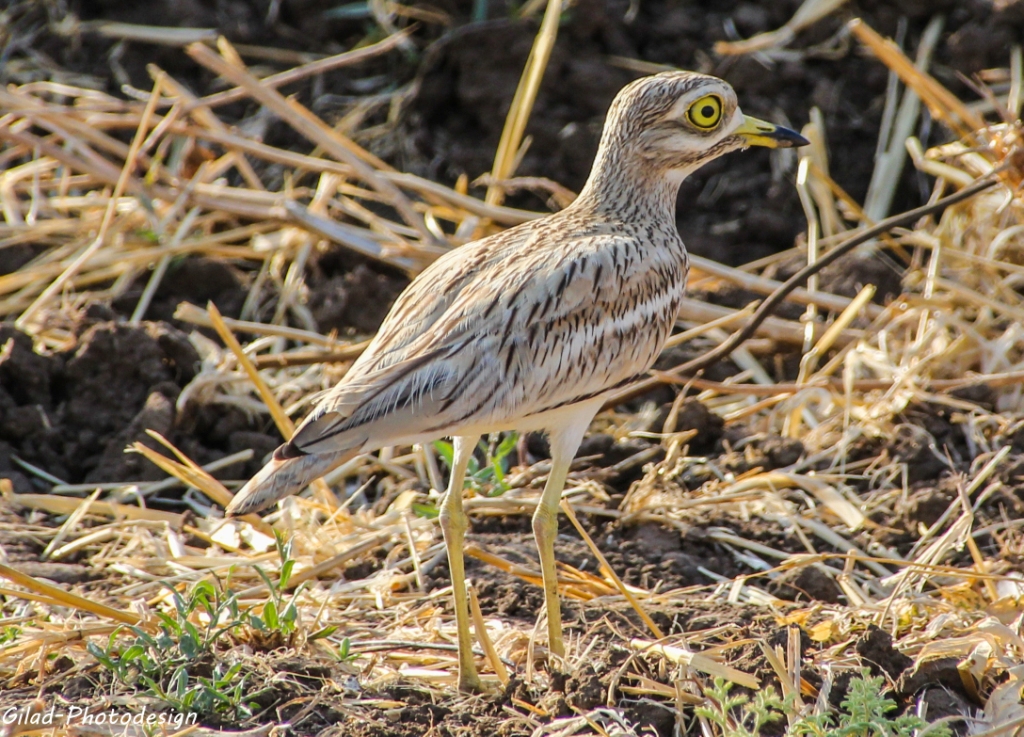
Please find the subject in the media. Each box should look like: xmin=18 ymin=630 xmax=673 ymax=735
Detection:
xmin=225 ymin=446 xmax=359 ymax=517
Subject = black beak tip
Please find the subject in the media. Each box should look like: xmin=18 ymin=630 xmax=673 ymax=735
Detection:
xmin=776 ymin=126 xmax=810 ymax=148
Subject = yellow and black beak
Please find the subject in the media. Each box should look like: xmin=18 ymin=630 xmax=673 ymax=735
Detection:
xmin=735 ymin=115 xmax=809 ymax=149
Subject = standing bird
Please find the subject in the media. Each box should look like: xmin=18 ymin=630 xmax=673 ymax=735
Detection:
xmin=226 ymin=71 xmax=808 ymax=692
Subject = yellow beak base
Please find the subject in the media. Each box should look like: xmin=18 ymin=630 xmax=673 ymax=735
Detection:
xmin=735 ymin=116 xmax=810 ymax=149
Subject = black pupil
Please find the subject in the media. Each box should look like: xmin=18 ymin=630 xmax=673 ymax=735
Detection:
xmin=701 ymin=105 xmax=715 ymax=118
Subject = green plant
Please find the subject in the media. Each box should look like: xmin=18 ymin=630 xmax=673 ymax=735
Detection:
xmin=145 ymin=660 xmax=254 ymax=717
xmin=336 ymin=636 xmax=355 ymax=663
xmin=87 ymin=579 xmax=243 ymax=685
xmin=87 ymin=541 xmax=341 ymax=717
xmin=133 ymin=228 xmax=160 ymax=244
xmin=697 ymin=671 xmax=953 ymax=737
xmin=248 ymin=533 xmax=304 ymax=640
xmin=0 ymin=625 xmax=21 ymax=644
xmin=433 ymin=432 xmax=518 ymax=498
xmin=87 ymin=578 xmax=254 ymax=717
xmin=696 ymin=678 xmax=785 ymax=737
xmin=819 ymin=671 xmax=951 ymax=737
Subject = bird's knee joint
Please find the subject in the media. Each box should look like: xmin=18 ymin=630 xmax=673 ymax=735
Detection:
xmin=532 ymin=508 xmax=557 ymax=539
xmin=439 ymin=504 xmax=468 ymax=538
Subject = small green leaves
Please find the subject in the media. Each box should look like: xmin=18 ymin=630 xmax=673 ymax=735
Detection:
xmin=698 ymin=671 xmax=952 ymax=737
xmin=433 ymin=431 xmax=519 ymax=497
xmin=86 ymin=579 xmax=252 ymax=718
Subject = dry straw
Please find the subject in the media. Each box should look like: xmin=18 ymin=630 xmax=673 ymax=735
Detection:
xmin=1 ymin=8 xmax=1023 ymax=735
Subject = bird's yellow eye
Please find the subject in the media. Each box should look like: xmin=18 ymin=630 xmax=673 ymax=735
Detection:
xmin=687 ymin=95 xmax=723 ymax=129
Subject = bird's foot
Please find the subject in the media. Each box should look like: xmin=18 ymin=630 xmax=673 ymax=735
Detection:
xmin=457 ymin=669 xmax=486 ymax=694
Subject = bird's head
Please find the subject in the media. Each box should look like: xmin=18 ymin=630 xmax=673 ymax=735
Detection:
xmin=602 ymin=71 xmax=809 ymax=180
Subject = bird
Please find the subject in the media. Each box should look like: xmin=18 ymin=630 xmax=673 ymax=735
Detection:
xmin=225 ymin=70 xmax=808 ymax=692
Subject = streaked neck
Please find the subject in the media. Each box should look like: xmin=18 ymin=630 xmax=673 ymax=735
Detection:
xmin=569 ymin=142 xmax=686 ymax=224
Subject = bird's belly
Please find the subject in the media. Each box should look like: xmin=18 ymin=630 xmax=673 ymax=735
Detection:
xmin=378 ymin=396 xmax=609 ymax=445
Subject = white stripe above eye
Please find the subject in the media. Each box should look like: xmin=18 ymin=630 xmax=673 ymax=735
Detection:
xmin=665 ymin=93 xmax=697 ymax=121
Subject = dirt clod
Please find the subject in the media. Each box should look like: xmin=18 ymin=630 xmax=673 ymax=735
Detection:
xmin=897 ymin=657 xmax=969 ymax=698
xmin=856 ymin=624 xmax=914 ymax=679
xmin=670 ymin=399 xmax=725 ymax=453
xmin=0 ymin=326 xmax=58 ymax=406
xmin=768 ymin=564 xmax=843 ymax=604
xmin=0 ymin=319 xmax=284 ymax=491
xmin=307 ymin=265 xmax=409 ymax=335
xmin=113 ymin=257 xmax=248 ymax=326
xmin=566 ymin=665 xmax=605 ymax=710
xmin=899 ymin=486 xmax=955 ymax=531
xmin=762 ymin=435 xmax=804 ymax=468
xmin=889 ymin=425 xmax=948 ymax=483
xmin=819 ymin=254 xmax=904 ymax=305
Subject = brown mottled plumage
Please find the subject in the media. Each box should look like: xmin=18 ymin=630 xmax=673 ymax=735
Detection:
xmin=226 ymin=71 xmax=807 ymax=692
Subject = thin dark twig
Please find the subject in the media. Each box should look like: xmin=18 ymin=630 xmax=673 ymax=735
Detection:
xmin=679 ymin=174 xmax=1001 ymax=374
xmin=606 ymin=173 xmax=1003 ymax=408
xmin=347 ymin=639 xmax=516 ymax=667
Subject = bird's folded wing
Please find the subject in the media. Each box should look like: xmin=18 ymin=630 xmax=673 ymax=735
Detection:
xmin=285 ymin=231 xmax=676 ymax=454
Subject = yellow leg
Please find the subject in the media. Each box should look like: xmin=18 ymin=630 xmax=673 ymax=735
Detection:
xmin=438 ymin=435 xmax=483 ymax=693
xmin=533 ymin=409 xmax=597 ymax=660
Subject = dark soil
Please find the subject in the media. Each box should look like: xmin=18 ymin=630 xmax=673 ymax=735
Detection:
xmin=0 ymin=319 xmax=281 ymax=494
xmin=305 ymin=247 xmax=411 ymax=335
xmin=110 ymin=257 xmax=249 ymax=327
